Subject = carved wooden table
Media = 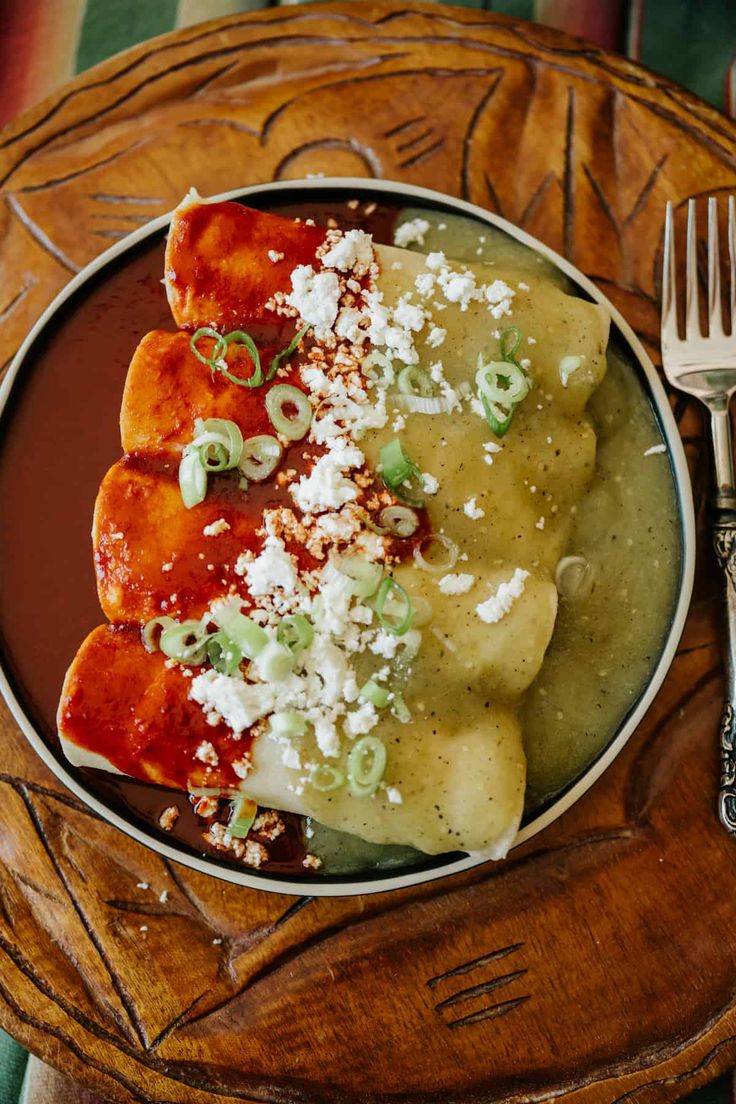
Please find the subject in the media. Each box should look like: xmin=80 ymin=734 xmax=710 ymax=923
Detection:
xmin=1 ymin=5 xmax=735 ymax=1102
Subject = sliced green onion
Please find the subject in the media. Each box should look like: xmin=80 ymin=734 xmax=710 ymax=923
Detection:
xmin=499 ymin=326 xmax=523 ymax=365
xmin=266 ymin=384 xmax=312 ymax=440
xmin=362 ymin=350 xmax=395 ymax=388
xmin=191 ymin=418 xmax=244 ymax=471
xmin=375 ymin=577 xmax=413 ymax=636
xmin=219 ymin=330 xmax=263 ymax=388
xmin=336 ymin=555 xmax=383 ymax=598
xmin=252 ymin=640 xmax=294 ymax=682
xmin=398 ymin=365 xmax=434 ymax=397
xmin=268 ymin=324 xmax=310 ymax=380
xmin=379 ymin=438 xmax=424 ymax=508
xmin=359 ymin=678 xmax=391 ymax=708
xmin=206 ymin=632 xmax=242 ymax=676
xmin=391 ymin=692 xmax=412 ymax=724
xmin=482 ymin=395 xmax=515 ymax=438
xmin=269 ymin=710 xmax=307 ymax=739
xmin=559 ymin=354 xmax=583 ymax=387
xmin=310 ymin=764 xmax=345 ymax=792
xmin=197 ymin=440 xmax=230 ymax=472
xmin=476 ymin=358 xmax=529 ymax=407
xmin=378 ymin=505 xmax=419 ymax=538
xmin=160 ymin=620 xmax=209 ymax=665
xmin=190 ymin=327 xmax=227 ymax=370
xmin=394 ymin=628 xmax=422 ymax=666
xmin=413 ymin=533 xmax=458 ymax=574
xmin=191 ymin=328 xmax=263 ymax=388
xmin=179 ymin=451 xmax=207 ymax=509
xmin=347 ymin=736 xmax=387 ymax=798
xmin=277 ymin=614 xmax=314 ymax=656
xmin=211 ymin=606 xmax=268 ymax=659
xmin=142 ymin=616 xmax=175 ymax=653
xmin=239 ymin=435 xmax=282 ymax=482
xmin=227 ymin=796 xmax=257 ymax=839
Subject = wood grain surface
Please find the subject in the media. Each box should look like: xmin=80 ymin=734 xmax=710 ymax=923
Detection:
xmin=1 ymin=5 xmax=735 ymax=1102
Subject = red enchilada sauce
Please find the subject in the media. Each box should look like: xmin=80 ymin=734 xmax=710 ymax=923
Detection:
xmin=0 ymin=196 xmax=402 ymax=876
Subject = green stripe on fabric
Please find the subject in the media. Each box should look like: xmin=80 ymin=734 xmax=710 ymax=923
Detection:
xmin=75 ymin=0 xmax=179 ymax=74
xmin=640 ymin=0 xmax=735 ymax=110
xmin=0 ymin=1029 xmax=27 ymax=1104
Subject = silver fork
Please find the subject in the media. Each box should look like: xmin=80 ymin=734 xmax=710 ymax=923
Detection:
xmin=662 ymin=195 xmax=736 ymax=835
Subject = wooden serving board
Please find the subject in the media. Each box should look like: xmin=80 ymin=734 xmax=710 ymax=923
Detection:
xmin=0 ymin=5 xmax=735 ymax=1102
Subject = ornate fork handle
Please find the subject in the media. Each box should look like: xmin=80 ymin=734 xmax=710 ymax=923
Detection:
xmin=713 ymin=513 xmax=736 ymax=833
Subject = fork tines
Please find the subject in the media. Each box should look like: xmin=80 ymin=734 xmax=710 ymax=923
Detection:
xmin=663 ymin=195 xmax=736 ymax=344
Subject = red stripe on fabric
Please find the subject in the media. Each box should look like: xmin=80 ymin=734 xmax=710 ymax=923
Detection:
xmin=0 ymin=0 xmax=78 ymax=126
xmin=534 ymin=0 xmax=627 ymax=51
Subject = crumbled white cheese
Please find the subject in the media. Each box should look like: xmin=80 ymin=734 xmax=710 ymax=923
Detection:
xmin=426 ymin=251 xmax=446 ymax=270
xmin=643 ymin=443 xmax=667 ymax=456
xmin=535 ymin=516 xmax=545 ymax=530
xmin=202 ymin=518 xmax=230 ymax=538
xmin=369 ymin=629 xmax=400 ymax=659
xmin=463 ymin=496 xmax=485 ymax=520
xmin=321 ymin=229 xmax=374 ymax=274
xmin=438 ymin=572 xmax=476 ymax=595
xmin=484 ymin=279 xmax=516 ymax=319
xmin=235 ymin=534 xmax=299 ymax=597
xmin=344 ymin=701 xmax=379 ymax=738
xmin=426 ymin=326 xmax=446 ymax=348
xmin=194 ymin=740 xmax=219 ymax=766
xmin=190 ymin=672 xmax=277 ymax=733
xmin=268 ymin=249 xmax=284 ymax=263
xmin=475 ymin=568 xmax=529 ymax=624
xmin=286 ymin=265 xmax=341 ymax=341
xmin=422 ymin=472 xmax=439 ymax=495
xmin=290 ymin=440 xmax=364 ymax=514
xmin=393 ymin=217 xmax=430 ymax=248
xmin=386 ymin=786 xmax=403 ymax=805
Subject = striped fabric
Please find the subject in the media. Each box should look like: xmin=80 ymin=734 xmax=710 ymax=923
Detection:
xmin=0 ymin=0 xmax=735 ymax=1101
xmin=0 ymin=0 xmax=734 ymax=128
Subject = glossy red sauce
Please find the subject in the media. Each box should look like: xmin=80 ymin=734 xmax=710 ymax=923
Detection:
xmin=0 ymin=196 xmax=401 ymax=875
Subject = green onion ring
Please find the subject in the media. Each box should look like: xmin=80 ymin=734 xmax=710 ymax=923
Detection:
xmin=379 ymin=438 xmax=424 ymax=508
xmin=265 ymin=384 xmax=312 ymax=440
xmin=160 ymin=620 xmax=210 ymax=665
xmin=227 ymin=796 xmax=257 ymax=838
xmin=142 ymin=616 xmax=175 ymax=653
xmin=276 ymin=614 xmax=314 ymax=656
xmin=358 ymin=679 xmax=391 ymax=708
xmin=268 ymin=324 xmax=310 ymax=380
xmin=336 ymin=555 xmax=384 ymax=598
xmin=310 ymin=764 xmax=345 ymax=792
xmin=239 ymin=435 xmax=283 ymax=482
xmin=211 ymin=607 xmax=268 ymax=659
xmin=206 ymin=632 xmax=243 ymax=676
xmin=413 ymin=533 xmax=458 ymax=574
xmin=398 ymin=365 xmax=435 ymax=397
xmin=499 ymin=326 xmax=523 ymax=365
xmin=475 ymin=358 xmax=529 ymax=407
xmin=178 ymin=451 xmax=208 ymax=509
xmin=347 ymin=736 xmax=387 ymax=798
xmin=190 ymin=327 xmax=227 ymax=371
xmin=362 ymin=350 xmax=396 ymax=388
xmin=374 ymin=577 xmax=413 ymax=636
xmin=482 ymin=395 xmax=515 ymax=438
xmin=390 ymin=692 xmax=412 ymax=724
xmin=378 ymin=505 xmax=419 ymax=538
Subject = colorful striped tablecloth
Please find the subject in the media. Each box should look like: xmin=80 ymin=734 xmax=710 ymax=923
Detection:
xmin=0 ymin=1 xmax=734 ymax=1101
